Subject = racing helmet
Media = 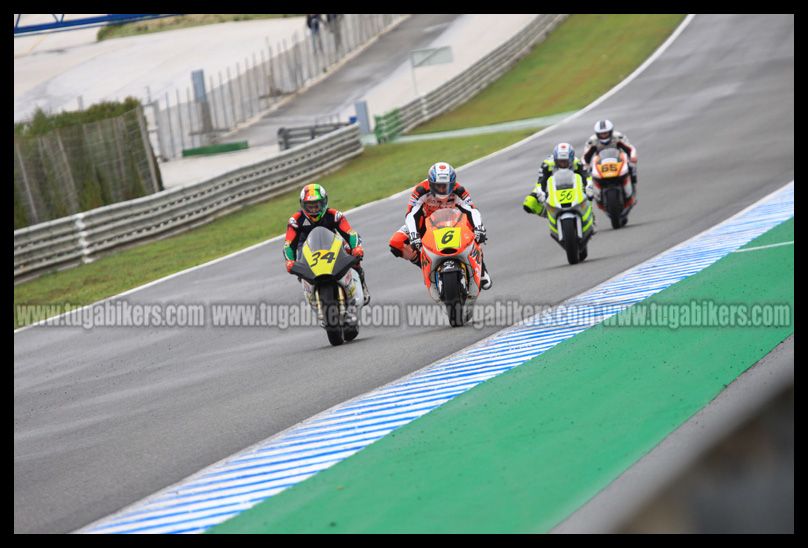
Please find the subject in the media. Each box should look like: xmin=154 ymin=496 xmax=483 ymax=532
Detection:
xmin=594 ymin=119 xmax=614 ymax=144
xmin=428 ymin=162 xmax=457 ymax=197
xmin=300 ymin=183 xmax=328 ymax=222
xmin=553 ymin=142 xmax=575 ymax=170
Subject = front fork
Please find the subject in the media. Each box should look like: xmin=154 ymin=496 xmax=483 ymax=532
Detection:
xmin=313 ymin=285 xmax=347 ymax=324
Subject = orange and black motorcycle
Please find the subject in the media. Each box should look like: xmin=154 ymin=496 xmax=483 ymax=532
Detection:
xmin=418 ymin=208 xmax=484 ymax=327
xmin=591 ymin=147 xmax=636 ymax=229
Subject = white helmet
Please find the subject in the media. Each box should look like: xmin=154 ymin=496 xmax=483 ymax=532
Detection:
xmin=427 ymin=162 xmax=457 ymax=197
xmin=594 ymin=119 xmax=614 ymax=144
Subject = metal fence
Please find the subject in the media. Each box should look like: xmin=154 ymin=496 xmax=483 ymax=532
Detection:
xmin=13 ymin=105 xmax=161 ymax=229
xmin=277 ymin=122 xmax=349 ymax=150
xmin=148 ymin=14 xmax=405 ymax=160
xmin=14 ymin=124 xmax=363 ymax=281
xmin=13 ymin=15 xmax=570 ymax=281
xmin=374 ymin=14 xmax=568 ymax=143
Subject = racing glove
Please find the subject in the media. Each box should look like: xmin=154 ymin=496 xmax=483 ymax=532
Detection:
xmin=409 ymin=232 xmax=422 ymax=252
xmin=474 ymin=225 xmax=487 ymax=244
xmin=534 ymin=188 xmax=547 ymax=203
xmin=285 ymin=259 xmax=295 ymax=273
xmin=351 ymin=244 xmax=364 ymax=259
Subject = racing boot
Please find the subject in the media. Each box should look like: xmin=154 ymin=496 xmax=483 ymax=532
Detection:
xmin=480 ymin=260 xmax=493 ymax=290
xmin=355 ymin=265 xmax=371 ymax=306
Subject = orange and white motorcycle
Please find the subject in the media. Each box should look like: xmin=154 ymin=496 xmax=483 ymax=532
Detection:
xmin=417 ymin=208 xmax=484 ymax=327
xmin=590 ymin=147 xmax=636 ymax=229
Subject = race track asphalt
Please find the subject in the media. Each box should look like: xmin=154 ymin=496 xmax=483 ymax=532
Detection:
xmin=14 ymin=14 xmax=793 ymax=533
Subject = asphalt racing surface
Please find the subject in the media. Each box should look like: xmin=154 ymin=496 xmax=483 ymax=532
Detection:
xmin=14 ymin=14 xmax=793 ymax=533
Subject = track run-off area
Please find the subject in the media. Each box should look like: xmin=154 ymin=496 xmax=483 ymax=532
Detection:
xmin=14 ymin=14 xmax=793 ymax=533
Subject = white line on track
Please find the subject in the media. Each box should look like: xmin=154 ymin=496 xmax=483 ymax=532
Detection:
xmin=77 ymin=180 xmax=793 ymax=534
xmin=732 ymin=240 xmax=793 ymax=253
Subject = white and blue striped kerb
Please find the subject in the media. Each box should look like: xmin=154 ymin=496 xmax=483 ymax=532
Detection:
xmin=79 ymin=182 xmax=793 ymax=534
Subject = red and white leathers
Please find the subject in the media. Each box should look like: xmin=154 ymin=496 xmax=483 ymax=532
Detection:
xmin=388 ymin=180 xmax=482 ymax=262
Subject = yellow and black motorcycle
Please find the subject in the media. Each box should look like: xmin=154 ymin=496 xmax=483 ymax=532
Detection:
xmin=289 ymin=227 xmax=365 ymax=346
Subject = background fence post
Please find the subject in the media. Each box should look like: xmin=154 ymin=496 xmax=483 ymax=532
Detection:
xmin=136 ymin=105 xmax=161 ymax=193
xmin=164 ymin=93 xmax=176 ymax=159
xmin=55 ymin=130 xmax=80 ymax=214
xmin=186 ymin=87 xmax=196 ymax=148
xmin=226 ymin=66 xmax=237 ymax=126
xmin=74 ymin=212 xmax=92 ymax=264
xmin=15 ymin=141 xmax=40 ymax=225
xmin=175 ymin=89 xmax=186 ymax=153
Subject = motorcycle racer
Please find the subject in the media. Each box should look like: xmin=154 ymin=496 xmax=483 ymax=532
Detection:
xmin=523 ymin=142 xmax=594 ymax=217
xmin=389 ymin=162 xmax=492 ymax=290
xmin=284 ymin=183 xmax=371 ymax=304
xmin=582 ymin=119 xmax=638 ymax=199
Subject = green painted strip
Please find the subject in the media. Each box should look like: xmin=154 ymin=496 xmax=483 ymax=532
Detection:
xmin=210 ymin=218 xmax=793 ymax=534
xmin=181 ymin=141 xmax=249 ymax=157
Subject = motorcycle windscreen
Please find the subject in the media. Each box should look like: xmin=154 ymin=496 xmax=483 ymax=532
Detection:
xmin=427 ymin=208 xmax=464 ymax=229
xmin=304 ymin=226 xmax=337 ymax=252
xmin=551 ymin=169 xmax=577 ymax=190
xmin=597 ymin=147 xmax=623 ymax=165
xmin=304 ymin=226 xmax=358 ymax=280
xmin=291 ymin=227 xmax=342 ymax=282
xmin=289 ymin=229 xmax=330 ymax=281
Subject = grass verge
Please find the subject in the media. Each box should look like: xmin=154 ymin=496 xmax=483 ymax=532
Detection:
xmin=96 ymin=14 xmax=300 ymax=41
xmin=410 ymin=14 xmax=685 ymax=134
xmin=15 ymin=13 xmax=686 ymax=328
xmin=14 ymin=129 xmax=533 ymax=328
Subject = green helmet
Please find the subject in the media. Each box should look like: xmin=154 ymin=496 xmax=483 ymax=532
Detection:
xmin=300 ymin=184 xmax=328 ymax=221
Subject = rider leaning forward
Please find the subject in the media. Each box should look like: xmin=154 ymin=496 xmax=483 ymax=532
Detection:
xmin=283 ymin=183 xmax=371 ymax=304
xmin=388 ymin=162 xmax=493 ymax=290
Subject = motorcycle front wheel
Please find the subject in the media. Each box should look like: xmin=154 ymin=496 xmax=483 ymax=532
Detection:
xmin=561 ymin=218 xmax=581 ymax=265
xmin=319 ymin=282 xmax=344 ymax=346
xmin=605 ymin=188 xmax=624 ymax=229
xmin=441 ymin=271 xmax=466 ymax=327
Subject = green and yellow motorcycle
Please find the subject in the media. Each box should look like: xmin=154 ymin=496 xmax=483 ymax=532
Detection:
xmin=544 ymin=168 xmax=595 ymax=264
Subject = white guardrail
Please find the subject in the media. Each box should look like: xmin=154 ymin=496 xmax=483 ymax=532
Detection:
xmin=14 ymin=125 xmax=363 ymax=281
xmin=374 ymin=14 xmax=568 ymax=142
xmin=15 ymin=15 xmax=569 ymax=282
